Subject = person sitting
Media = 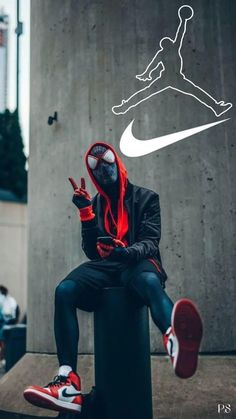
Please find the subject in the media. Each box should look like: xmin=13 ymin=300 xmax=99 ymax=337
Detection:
xmin=23 ymin=142 xmax=203 ymax=414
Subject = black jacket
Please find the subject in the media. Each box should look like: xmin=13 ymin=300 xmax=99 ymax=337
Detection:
xmin=81 ymin=181 xmax=167 ymax=283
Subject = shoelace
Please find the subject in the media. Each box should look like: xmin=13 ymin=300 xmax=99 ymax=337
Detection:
xmin=45 ymin=375 xmax=68 ymax=388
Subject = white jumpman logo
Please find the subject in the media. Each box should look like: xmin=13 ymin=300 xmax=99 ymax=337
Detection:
xmin=112 ymin=5 xmax=232 ymax=117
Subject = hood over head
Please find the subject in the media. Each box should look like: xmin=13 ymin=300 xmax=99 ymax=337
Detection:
xmin=85 ymin=142 xmax=129 ymax=241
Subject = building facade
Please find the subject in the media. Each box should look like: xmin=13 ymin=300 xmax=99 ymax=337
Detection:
xmin=0 ymin=190 xmax=27 ymax=320
xmin=0 ymin=11 xmax=9 ymax=113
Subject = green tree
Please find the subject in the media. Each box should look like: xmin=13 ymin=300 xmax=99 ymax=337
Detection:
xmin=0 ymin=109 xmax=27 ymax=199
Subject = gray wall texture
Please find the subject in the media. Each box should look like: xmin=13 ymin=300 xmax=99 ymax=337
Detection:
xmin=28 ymin=0 xmax=236 ymax=354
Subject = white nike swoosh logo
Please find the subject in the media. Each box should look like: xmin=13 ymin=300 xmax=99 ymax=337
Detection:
xmin=61 ymin=388 xmax=81 ymax=397
xmin=120 ymin=118 xmax=229 ymax=157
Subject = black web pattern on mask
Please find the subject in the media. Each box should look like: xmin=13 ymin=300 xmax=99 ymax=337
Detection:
xmin=90 ymin=145 xmax=107 ymax=157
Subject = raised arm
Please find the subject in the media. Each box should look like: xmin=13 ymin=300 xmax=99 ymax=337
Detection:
xmin=174 ymin=19 xmax=187 ymax=52
xmin=174 ymin=6 xmax=193 ymax=51
xmin=136 ymin=49 xmax=163 ymax=81
xmin=69 ymin=177 xmax=100 ymax=260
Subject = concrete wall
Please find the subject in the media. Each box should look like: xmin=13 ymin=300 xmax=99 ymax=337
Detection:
xmin=0 ymin=201 xmax=27 ymax=318
xmin=28 ymin=0 xmax=236 ymax=353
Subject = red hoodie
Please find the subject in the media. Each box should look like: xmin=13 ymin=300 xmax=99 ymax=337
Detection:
xmin=85 ymin=142 xmax=129 ymax=242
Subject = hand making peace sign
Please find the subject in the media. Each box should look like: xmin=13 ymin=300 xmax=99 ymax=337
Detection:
xmin=68 ymin=177 xmax=92 ymax=209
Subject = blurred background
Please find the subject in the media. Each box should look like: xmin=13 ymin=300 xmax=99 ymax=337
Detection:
xmin=0 ymin=0 xmax=29 ymax=338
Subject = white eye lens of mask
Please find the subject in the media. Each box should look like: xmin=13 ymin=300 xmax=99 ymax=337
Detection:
xmin=102 ymin=149 xmax=115 ymax=164
xmin=87 ymin=155 xmax=98 ymax=170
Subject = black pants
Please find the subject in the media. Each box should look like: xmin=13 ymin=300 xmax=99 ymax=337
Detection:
xmin=54 ymin=259 xmax=173 ymax=372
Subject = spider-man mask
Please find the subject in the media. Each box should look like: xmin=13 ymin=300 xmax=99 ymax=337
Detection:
xmin=86 ymin=144 xmax=118 ymax=185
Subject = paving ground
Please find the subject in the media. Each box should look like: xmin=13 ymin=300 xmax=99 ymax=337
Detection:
xmin=0 ymin=353 xmax=235 ymax=419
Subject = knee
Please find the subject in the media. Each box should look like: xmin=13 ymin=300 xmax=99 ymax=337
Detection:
xmin=55 ymin=280 xmax=77 ymax=305
xmin=138 ymin=272 xmax=162 ymax=295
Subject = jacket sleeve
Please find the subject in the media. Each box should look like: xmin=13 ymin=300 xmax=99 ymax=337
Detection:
xmin=127 ymin=193 xmax=161 ymax=261
xmin=81 ymin=218 xmax=101 ymax=260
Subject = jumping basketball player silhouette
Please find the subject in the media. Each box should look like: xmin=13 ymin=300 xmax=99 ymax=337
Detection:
xmin=112 ymin=5 xmax=232 ymax=117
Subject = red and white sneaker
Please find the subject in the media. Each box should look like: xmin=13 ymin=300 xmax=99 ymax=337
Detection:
xmin=23 ymin=371 xmax=82 ymax=413
xmin=163 ymin=298 xmax=203 ymax=379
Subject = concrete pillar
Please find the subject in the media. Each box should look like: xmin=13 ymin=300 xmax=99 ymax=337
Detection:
xmin=28 ymin=0 xmax=236 ymax=356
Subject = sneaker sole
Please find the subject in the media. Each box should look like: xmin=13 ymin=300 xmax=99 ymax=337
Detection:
xmin=171 ymin=298 xmax=203 ymax=379
xmin=23 ymin=388 xmax=82 ymax=413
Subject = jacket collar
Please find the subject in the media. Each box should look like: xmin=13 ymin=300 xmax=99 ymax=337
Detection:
xmin=124 ymin=180 xmax=133 ymax=201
